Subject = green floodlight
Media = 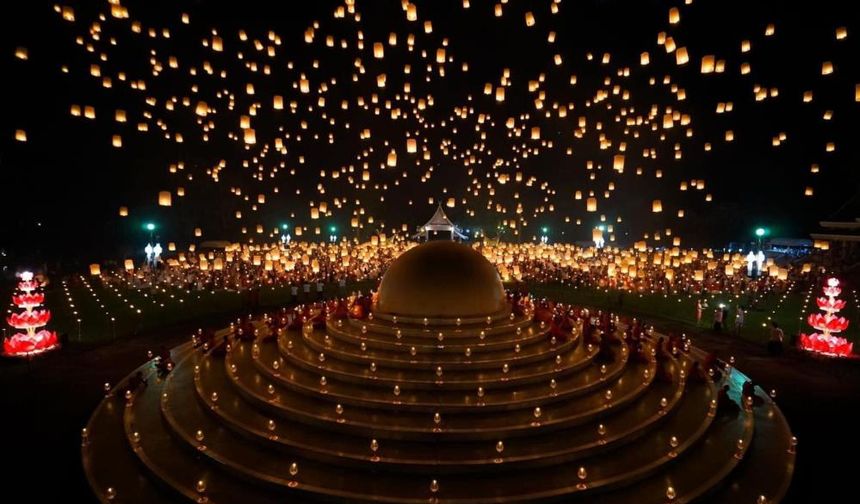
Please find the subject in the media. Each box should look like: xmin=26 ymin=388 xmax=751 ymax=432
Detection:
xmin=755 ymin=227 xmax=766 ymax=237
xmin=145 ymin=222 xmax=156 ymax=231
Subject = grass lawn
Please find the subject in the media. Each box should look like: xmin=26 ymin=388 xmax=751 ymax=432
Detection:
xmin=4 ymin=275 xmax=858 ymax=352
xmin=16 ymin=277 xmax=378 ymax=346
xmin=524 ymin=282 xmax=860 ymax=348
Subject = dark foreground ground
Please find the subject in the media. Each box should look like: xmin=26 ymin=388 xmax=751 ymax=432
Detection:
xmin=1 ymin=308 xmax=857 ymax=503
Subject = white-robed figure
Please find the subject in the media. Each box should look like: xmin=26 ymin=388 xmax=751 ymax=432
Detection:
xmin=145 ymin=243 xmax=154 ymax=266
xmin=153 ymin=243 xmax=163 ymax=264
xmin=755 ymin=251 xmax=765 ymax=276
xmin=745 ymin=251 xmax=756 ymax=276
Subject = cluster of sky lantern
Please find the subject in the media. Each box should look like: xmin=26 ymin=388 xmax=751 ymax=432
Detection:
xmin=87 ymin=238 xmax=812 ymax=304
xmin=9 ymin=0 xmax=858 ymax=245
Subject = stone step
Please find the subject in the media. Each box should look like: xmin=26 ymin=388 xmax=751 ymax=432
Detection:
xmin=189 ymin=342 xmax=688 ymax=472
xmin=587 ymin=386 xmax=756 ymax=504
xmin=699 ymin=387 xmax=795 ymax=504
xmin=220 ymin=340 xmax=657 ymax=439
xmin=298 ymin=325 xmax=578 ymax=371
xmin=245 ymin=337 xmax=624 ymax=411
xmin=145 ymin=343 xmax=735 ymax=502
xmin=332 ymin=316 xmax=549 ymax=351
xmin=82 ymin=353 xmax=190 ymax=504
xmin=269 ymin=328 xmax=595 ymax=390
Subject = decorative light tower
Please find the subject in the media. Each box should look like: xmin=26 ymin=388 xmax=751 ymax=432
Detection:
xmin=799 ymin=277 xmax=853 ymax=357
xmin=3 ymin=271 xmax=60 ymax=357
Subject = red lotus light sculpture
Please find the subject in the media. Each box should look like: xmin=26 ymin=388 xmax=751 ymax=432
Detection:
xmin=12 ymin=292 xmax=45 ymax=308
xmin=3 ymin=271 xmax=60 ymax=358
xmin=800 ymin=277 xmax=853 ymax=357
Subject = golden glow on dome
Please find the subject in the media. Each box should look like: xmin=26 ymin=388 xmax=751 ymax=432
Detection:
xmin=376 ymin=241 xmax=506 ymax=318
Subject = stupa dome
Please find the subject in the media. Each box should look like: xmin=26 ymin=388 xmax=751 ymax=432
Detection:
xmin=375 ymin=241 xmax=506 ymax=319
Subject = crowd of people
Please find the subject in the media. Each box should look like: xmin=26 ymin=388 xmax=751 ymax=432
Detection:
xmin=92 ymin=239 xmax=818 ymax=302
xmin=83 ymin=239 xmax=830 ymax=358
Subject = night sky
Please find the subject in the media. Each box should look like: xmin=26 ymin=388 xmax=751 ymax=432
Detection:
xmin=1 ymin=0 xmax=859 ymax=267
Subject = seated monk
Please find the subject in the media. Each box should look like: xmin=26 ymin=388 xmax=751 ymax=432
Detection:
xmin=237 ymin=321 xmax=256 ymax=341
xmin=549 ymin=318 xmax=570 ymax=344
xmin=331 ymin=300 xmax=350 ymax=319
xmin=156 ymin=355 xmax=174 ymax=376
xmin=654 ymin=337 xmax=672 ymax=363
xmin=742 ymin=380 xmax=765 ymax=407
xmin=717 ymin=384 xmax=740 ymax=417
xmin=126 ymin=371 xmax=148 ymax=394
xmin=632 ymin=341 xmax=651 ymax=364
xmin=702 ymin=353 xmax=724 ymax=383
xmin=667 ymin=333 xmax=683 ymax=354
xmin=603 ymin=327 xmax=624 ymax=346
xmin=596 ymin=336 xmax=615 ymax=363
xmin=287 ymin=311 xmax=304 ymax=330
xmin=655 ymin=354 xmax=674 ymax=383
xmin=533 ymin=304 xmax=554 ymax=324
xmin=582 ymin=321 xmax=601 ymax=346
xmin=310 ymin=312 xmax=326 ymax=329
xmin=687 ymin=360 xmax=709 ymax=382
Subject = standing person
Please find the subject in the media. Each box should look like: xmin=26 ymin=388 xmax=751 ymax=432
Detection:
xmin=713 ymin=306 xmax=724 ymax=332
xmin=768 ymin=321 xmax=784 ymax=355
xmin=696 ymin=299 xmax=705 ymax=326
xmin=734 ymin=305 xmax=745 ymax=335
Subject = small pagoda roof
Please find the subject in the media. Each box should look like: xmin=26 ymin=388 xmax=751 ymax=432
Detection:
xmin=423 ymin=205 xmax=455 ymax=228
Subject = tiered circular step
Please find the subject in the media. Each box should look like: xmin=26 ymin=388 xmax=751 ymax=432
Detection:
xmin=82 ymin=307 xmax=794 ymax=503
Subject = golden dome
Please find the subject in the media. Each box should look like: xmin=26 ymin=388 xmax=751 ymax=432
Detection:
xmin=376 ymin=241 xmax=506 ymax=319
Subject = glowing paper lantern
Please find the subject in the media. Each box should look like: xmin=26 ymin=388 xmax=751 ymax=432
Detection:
xmin=158 ymin=191 xmax=172 ymax=207
xmin=119 ymin=206 xmax=128 ymax=217
xmin=89 ymin=264 xmax=101 ymax=276
xmin=652 ymin=200 xmax=663 ymax=213
xmin=701 ymin=55 xmax=715 ymax=73
xmin=124 ymin=259 xmax=134 ymax=271
xmin=675 ymin=47 xmax=689 ymax=65
xmin=586 ymin=198 xmax=597 ymax=212
xmin=406 ymin=138 xmax=417 ymax=153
